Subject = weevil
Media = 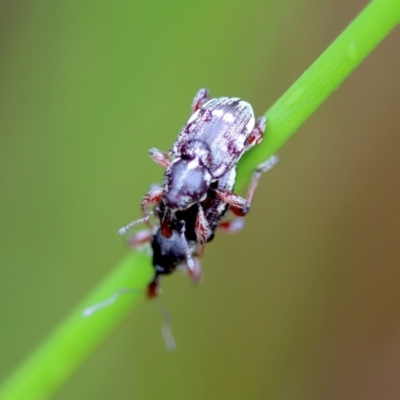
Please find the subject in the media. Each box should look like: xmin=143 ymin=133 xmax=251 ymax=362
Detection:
xmin=120 ymin=88 xmax=267 ymax=246
xmin=127 ymin=155 xmax=278 ymax=298
xmin=86 ymin=92 xmax=276 ymax=349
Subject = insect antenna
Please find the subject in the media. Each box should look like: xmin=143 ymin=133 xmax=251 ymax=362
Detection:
xmin=154 ymin=298 xmax=176 ymax=351
xmin=83 ymin=287 xmax=177 ymax=350
xmin=118 ymin=212 xmax=154 ymax=235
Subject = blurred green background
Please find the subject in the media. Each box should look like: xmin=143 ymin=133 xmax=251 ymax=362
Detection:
xmin=1 ymin=0 xmax=400 ymax=399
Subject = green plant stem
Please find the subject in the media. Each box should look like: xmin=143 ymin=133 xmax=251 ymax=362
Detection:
xmin=0 ymin=1 xmax=399 ymax=399
xmin=0 ymin=252 xmax=153 ymax=400
xmin=237 ymin=0 xmax=400 ymax=190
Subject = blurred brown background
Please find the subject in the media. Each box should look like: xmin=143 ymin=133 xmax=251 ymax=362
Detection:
xmin=0 ymin=0 xmax=399 ymax=399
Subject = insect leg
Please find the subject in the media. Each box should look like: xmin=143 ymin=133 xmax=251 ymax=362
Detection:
xmin=215 ymin=155 xmax=279 ymax=216
xmin=149 ymin=148 xmax=171 ymax=168
xmin=179 ymin=221 xmax=202 ymax=283
xmin=245 ymin=116 xmax=267 ymax=150
xmin=140 ymin=187 xmax=164 ymax=229
xmin=246 ymin=155 xmax=279 ymax=206
xmin=127 ymin=229 xmax=152 ymax=249
xmin=195 ymin=204 xmax=211 ymax=246
xmin=217 ymin=218 xmax=245 ymax=234
xmin=191 ymin=88 xmax=211 ymax=113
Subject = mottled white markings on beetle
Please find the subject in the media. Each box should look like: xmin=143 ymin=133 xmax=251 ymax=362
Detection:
xmin=245 ymin=115 xmax=255 ymax=133
xmin=187 ymin=159 xmax=200 ymax=170
xmin=223 ymin=112 xmax=235 ymax=123
xmin=212 ymin=109 xmax=223 ymax=118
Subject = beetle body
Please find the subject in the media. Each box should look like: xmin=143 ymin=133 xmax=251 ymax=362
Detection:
xmin=119 ymin=89 xmax=277 ymax=297
xmin=162 ymin=92 xmax=264 ymax=212
xmin=171 ymin=97 xmax=256 ymax=178
xmin=135 ymin=89 xmax=266 ymax=246
xmin=143 ymin=167 xmax=237 ymax=297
